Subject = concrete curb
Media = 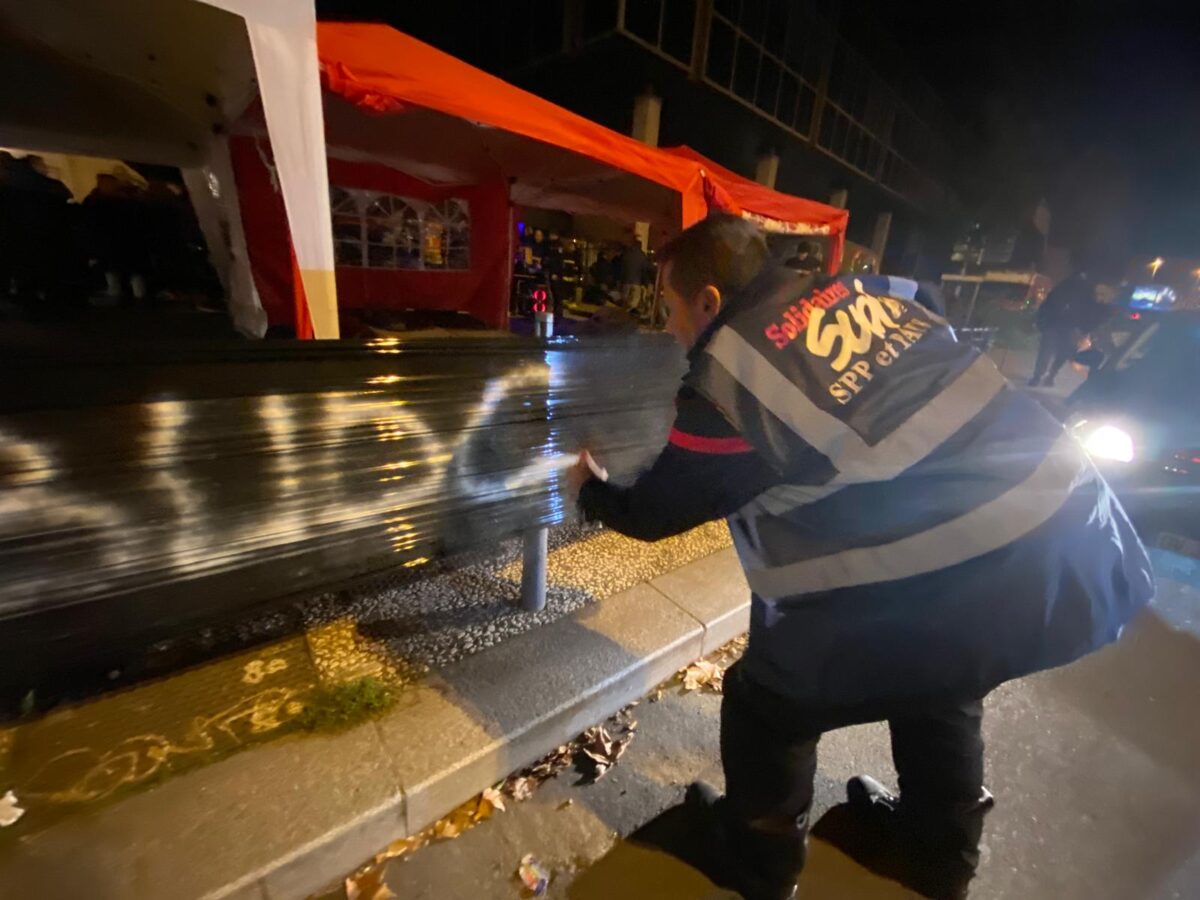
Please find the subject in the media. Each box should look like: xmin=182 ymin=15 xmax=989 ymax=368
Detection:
xmin=0 ymin=547 xmax=749 ymax=900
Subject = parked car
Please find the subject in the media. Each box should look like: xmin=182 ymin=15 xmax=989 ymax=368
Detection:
xmin=1066 ymin=309 xmax=1200 ymax=555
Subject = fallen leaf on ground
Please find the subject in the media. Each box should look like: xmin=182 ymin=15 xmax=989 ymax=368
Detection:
xmin=650 ymin=688 xmax=664 ymax=702
xmin=506 ymin=776 xmax=535 ymax=802
xmin=345 ymin=867 xmax=394 ymax=900
xmin=434 ymin=798 xmax=479 ymax=838
xmin=479 ymin=786 xmax=507 ymax=815
xmin=578 ymin=723 xmax=635 ymax=782
xmin=433 ymin=817 xmax=462 ymax=840
xmin=517 ymin=853 xmax=550 ymax=896
xmin=0 ymin=790 xmax=24 ymax=827
xmin=527 ymin=743 xmax=574 ymax=781
xmin=681 ymin=659 xmax=724 ymax=693
xmin=375 ymin=834 xmax=425 ymax=864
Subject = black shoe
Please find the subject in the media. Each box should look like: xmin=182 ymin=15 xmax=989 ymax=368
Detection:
xmin=1027 ymin=376 xmax=1042 ymax=387
xmin=684 ymin=782 xmax=800 ymax=900
xmin=840 ymin=775 xmax=994 ymax=900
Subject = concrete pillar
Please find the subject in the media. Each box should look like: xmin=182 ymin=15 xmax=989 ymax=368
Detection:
xmin=870 ymin=211 xmax=893 ymax=263
xmin=632 ymin=89 xmax=662 ymax=147
xmin=754 ymin=153 xmax=779 ymax=189
xmin=631 ymin=89 xmax=660 ymax=255
xmin=829 ymin=188 xmax=848 ymax=210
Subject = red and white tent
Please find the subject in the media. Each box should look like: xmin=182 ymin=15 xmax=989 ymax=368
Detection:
xmin=666 ymin=146 xmax=848 ymax=268
xmin=2 ymin=7 xmax=849 ymax=338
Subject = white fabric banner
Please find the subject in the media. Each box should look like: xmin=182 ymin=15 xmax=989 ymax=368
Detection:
xmin=182 ymin=138 xmax=269 ymax=338
xmin=199 ymin=0 xmax=339 ymax=337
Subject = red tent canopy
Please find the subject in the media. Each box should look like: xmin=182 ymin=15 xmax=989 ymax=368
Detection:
xmin=316 ymin=23 xmax=712 ymax=233
xmin=234 ymin=24 xmax=850 ymax=331
xmin=666 ymin=146 xmax=848 ymax=270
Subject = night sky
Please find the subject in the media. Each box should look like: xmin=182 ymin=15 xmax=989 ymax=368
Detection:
xmin=321 ymin=0 xmax=1200 ymax=260
xmin=867 ymin=0 xmax=1200 ymax=258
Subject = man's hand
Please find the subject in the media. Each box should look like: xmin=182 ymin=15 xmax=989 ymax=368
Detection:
xmin=566 ymin=450 xmax=599 ymax=499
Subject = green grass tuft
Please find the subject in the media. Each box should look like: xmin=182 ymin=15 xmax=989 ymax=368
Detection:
xmin=294 ymin=676 xmax=396 ymax=733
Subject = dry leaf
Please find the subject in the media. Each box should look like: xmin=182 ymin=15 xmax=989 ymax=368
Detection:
xmin=345 ymin=867 xmax=391 ymax=900
xmin=478 ymin=786 xmax=507 ymax=817
xmin=650 ymin=688 xmax=664 ymax=703
xmin=578 ymin=723 xmax=636 ymax=783
xmin=375 ymin=834 xmax=424 ymax=864
xmin=433 ymin=817 xmax=462 ymax=839
xmin=507 ymin=776 xmax=535 ymax=802
xmin=681 ymin=659 xmax=724 ymax=692
xmin=527 ymin=743 xmax=574 ymax=782
xmin=433 ymin=800 xmax=477 ymax=839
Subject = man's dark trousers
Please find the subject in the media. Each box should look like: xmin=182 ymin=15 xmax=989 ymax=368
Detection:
xmin=719 ymin=660 xmax=988 ymax=888
xmin=1031 ymin=326 xmax=1079 ymax=385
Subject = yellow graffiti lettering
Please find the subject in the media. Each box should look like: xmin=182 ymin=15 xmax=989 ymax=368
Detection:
xmin=242 ymin=657 xmax=289 ymax=685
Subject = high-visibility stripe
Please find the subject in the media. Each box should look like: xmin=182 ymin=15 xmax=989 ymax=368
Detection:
xmin=705 ymin=329 xmax=1007 ymax=483
xmin=885 ymin=276 xmax=919 ymax=300
xmin=706 ymin=327 xmax=865 ymax=460
xmin=743 ymin=431 xmax=1091 ymax=598
xmin=749 ymin=481 xmax=843 ymax=516
xmin=668 ymin=428 xmax=755 ymax=454
xmin=838 ymin=354 xmax=1007 ymax=480
xmin=887 ymin=276 xmax=953 ymax=328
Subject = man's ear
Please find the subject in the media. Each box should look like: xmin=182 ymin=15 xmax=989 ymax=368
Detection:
xmin=699 ymin=285 xmax=723 ymax=318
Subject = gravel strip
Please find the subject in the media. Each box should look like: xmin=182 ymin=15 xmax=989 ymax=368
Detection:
xmin=295 ymin=520 xmax=732 ymax=673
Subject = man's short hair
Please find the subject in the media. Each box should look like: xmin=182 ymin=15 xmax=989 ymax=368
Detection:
xmin=657 ymin=214 xmax=769 ymax=300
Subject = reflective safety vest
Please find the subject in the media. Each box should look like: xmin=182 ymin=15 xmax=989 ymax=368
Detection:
xmin=686 ymin=268 xmax=1153 ymax=703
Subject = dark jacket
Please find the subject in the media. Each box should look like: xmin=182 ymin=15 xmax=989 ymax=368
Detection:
xmin=618 ymin=245 xmax=651 ymax=286
xmin=580 ymin=267 xmax=1153 ymax=707
xmin=1037 ymin=272 xmax=1095 ymax=332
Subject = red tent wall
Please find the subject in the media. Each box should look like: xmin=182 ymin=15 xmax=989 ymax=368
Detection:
xmin=231 ymin=135 xmax=511 ymax=331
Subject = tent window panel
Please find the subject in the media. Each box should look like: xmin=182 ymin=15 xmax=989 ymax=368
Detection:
xmin=329 ymin=186 xmax=470 ymax=272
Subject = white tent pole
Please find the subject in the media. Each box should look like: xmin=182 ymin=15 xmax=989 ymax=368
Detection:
xmin=199 ymin=0 xmax=339 ymax=338
xmin=183 ymin=138 xmax=269 ymax=338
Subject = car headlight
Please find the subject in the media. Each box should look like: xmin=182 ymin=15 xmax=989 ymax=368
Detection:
xmin=1081 ymin=424 xmax=1135 ymax=463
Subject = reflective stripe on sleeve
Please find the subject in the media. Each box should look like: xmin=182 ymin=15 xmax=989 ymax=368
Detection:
xmin=705 ymin=327 xmax=866 ymax=461
xmin=744 ymin=431 xmax=1092 ymax=597
xmin=705 ymin=329 xmax=1007 ymax=483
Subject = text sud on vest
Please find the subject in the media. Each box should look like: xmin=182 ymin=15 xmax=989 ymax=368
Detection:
xmin=763 ymin=279 xmax=935 ymax=406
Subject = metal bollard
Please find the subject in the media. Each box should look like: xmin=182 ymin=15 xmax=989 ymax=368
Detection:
xmin=520 ymin=527 xmax=548 ymax=612
xmin=519 ymin=307 xmax=554 ymax=612
xmin=533 ymin=309 xmax=554 ymax=340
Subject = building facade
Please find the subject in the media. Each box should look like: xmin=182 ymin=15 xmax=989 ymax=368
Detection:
xmin=368 ymin=0 xmax=960 ymax=274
